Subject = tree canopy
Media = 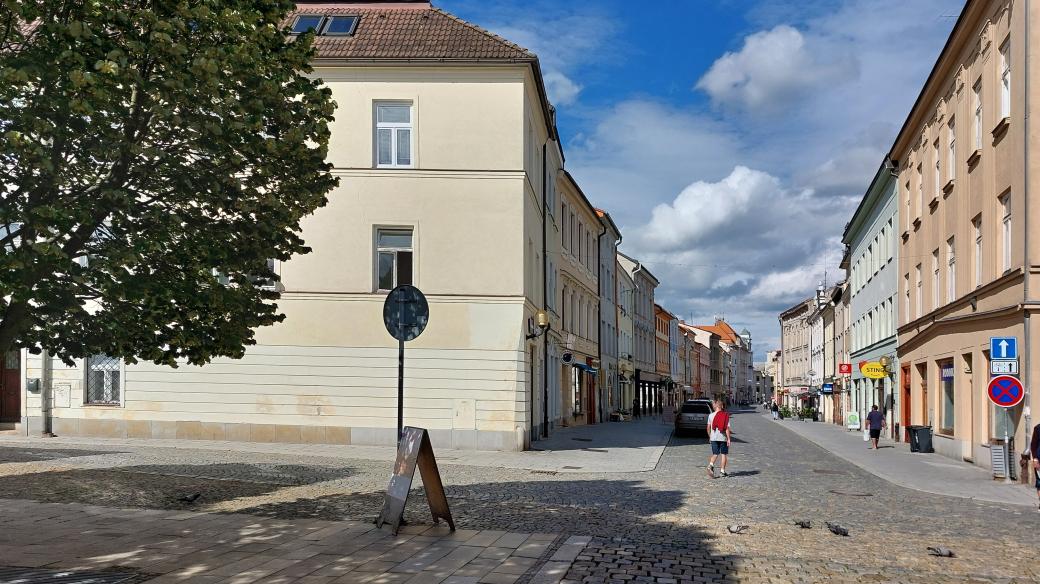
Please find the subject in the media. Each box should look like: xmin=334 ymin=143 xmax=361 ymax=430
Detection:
xmin=0 ymin=0 xmax=338 ymax=366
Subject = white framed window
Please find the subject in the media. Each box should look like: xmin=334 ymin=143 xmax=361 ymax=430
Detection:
xmin=916 ymin=164 xmax=923 ymax=217
xmin=915 ymin=265 xmax=922 ymax=319
xmin=973 ymin=79 xmax=983 ymax=150
xmin=946 ymin=237 xmax=956 ymax=304
xmin=561 ymin=204 xmax=569 ymax=250
xmin=933 ymin=139 xmax=940 ymax=199
xmin=904 ymin=274 xmax=911 ymax=324
xmin=1001 ymin=193 xmax=1012 ymax=272
xmin=932 ymin=249 xmax=940 ymax=311
xmin=973 ymin=216 xmax=983 ymax=288
xmin=375 ymin=227 xmax=413 ymax=291
xmin=84 ymin=355 xmax=123 ymax=405
xmin=947 ymin=118 xmax=956 ymax=181
xmin=999 ymin=37 xmax=1011 ymax=119
xmin=375 ymin=102 xmax=413 ymax=168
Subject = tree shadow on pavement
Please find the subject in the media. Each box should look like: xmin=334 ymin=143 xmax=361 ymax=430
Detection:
xmin=0 ymin=463 xmax=358 ymax=510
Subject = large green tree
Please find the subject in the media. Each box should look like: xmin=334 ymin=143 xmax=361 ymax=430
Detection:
xmin=0 ymin=0 xmax=337 ymax=366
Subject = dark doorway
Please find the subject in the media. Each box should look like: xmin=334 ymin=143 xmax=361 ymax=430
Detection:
xmin=0 ymin=351 xmax=21 ymax=422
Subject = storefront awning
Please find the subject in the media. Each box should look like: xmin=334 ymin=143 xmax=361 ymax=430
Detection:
xmin=572 ymin=363 xmax=598 ymax=375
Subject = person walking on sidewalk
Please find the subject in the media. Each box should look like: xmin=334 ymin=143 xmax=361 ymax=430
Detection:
xmin=866 ymin=404 xmax=886 ymax=450
xmin=632 ymin=397 xmax=640 ymax=419
xmin=770 ymin=401 xmax=779 ymax=421
xmin=1031 ymin=422 xmax=1040 ymax=512
xmin=707 ymin=399 xmax=732 ymax=478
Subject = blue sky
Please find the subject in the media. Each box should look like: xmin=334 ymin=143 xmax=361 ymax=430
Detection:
xmin=439 ymin=0 xmax=962 ymax=353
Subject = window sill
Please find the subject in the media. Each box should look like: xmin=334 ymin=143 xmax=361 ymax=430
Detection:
xmin=942 ymin=179 xmax=955 ymax=197
xmin=991 ymin=116 xmax=1010 ymax=141
xmin=83 ymin=403 xmax=122 ymax=408
xmin=967 ymin=149 xmax=982 ymax=168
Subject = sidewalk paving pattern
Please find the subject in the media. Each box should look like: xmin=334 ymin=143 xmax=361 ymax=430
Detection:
xmin=767 ymin=414 xmax=1037 ymax=507
xmin=0 ymin=499 xmax=582 ymax=584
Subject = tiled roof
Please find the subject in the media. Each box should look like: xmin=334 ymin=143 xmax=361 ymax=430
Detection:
xmin=287 ymin=2 xmax=536 ymax=62
xmin=694 ymin=322 xmax=740 ymax=345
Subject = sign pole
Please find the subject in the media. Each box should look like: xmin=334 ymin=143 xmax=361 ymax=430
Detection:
xmin=398 ymin=338 xmax=404 ymax=445
xmin=1003 ymin=407 xmax=1012 ymax=484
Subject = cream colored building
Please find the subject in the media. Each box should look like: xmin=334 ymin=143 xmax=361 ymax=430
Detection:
xmin=618 ymin=253 xmax=660 ymax=413
xmin=779 ymin=299 xmax=814 ymax=408
xmin=16 ymin=0 xmax=567 ymax=451
xmin=616 ymin=261 xmax=636 ymax=410
xmin=894 ymin=0 xmax=1038 ymax=468
xmin=557 ymin=172 xmax=601 ymax=426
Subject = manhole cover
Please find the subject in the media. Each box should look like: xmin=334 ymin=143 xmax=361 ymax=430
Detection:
xmin=582 ymin=448 xmax=608 ymax=453
xmin=571 ymin=438 xmax=593 ymax=442
xmin=829 ymin=489 xmax=873 ymax=497
xmin=0 ymin=566 xmax=149 ymax=583
xmin=562 ymin=465 xmax=582 ymax=470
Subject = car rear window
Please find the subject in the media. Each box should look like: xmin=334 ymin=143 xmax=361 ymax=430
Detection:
xmin=681 ymin=403 xmax=712 ymax=414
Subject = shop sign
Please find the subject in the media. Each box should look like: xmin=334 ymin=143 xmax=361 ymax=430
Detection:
xmin=838 ymin=363 xmax=852 ymax=375
xmin=821 ymin=383 xmax=834 ymax=394
xmin=940 ymin=364 xmax=955 ymax=381
xmin=860 ymin=361 xmax=887 ymax=379
xmin=846 ymin=411 xmax=861 ymax=430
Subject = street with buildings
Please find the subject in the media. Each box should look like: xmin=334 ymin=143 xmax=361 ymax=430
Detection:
xmin=1 ymin=0 xmax=1039 ymax=583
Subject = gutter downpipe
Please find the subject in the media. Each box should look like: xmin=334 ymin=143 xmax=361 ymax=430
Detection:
xmin=1022 ymin=0 xmax=1033 ymax=453
xmin=596 ymin=221 xmax=607 ymax=422
xmin=541 ymin=140 xmax=551 ymax=440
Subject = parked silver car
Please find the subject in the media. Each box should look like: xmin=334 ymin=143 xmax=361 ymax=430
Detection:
xmin=675 ymin=400 xmax=713 ymax=437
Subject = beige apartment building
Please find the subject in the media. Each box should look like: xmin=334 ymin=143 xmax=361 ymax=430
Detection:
xmin=618 ymin=253 xmax=660 ymax=413
xmin=15 ymin=0 xmax=567 ymax=451
xmin=617 ymin=263 xmax=636 ymax=410
xmin=779 ymin=299 xmax=814 ymax=408
xmin=895 ymin=0 xmax=1038 ymax=467
xmin=558 ymin=172 xmax=602 ymax=426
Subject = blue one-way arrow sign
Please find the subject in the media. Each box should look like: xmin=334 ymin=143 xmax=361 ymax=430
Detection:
xmin=990 ymin=337 xmax=1018 ymax=360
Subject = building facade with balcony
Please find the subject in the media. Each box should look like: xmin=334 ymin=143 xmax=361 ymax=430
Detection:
xmin=618 ymin=253 xmax=660 ymax=415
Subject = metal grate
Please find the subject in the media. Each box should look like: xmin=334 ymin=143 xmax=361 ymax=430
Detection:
xmin=0 ymin=566 xmax=147 ymax=583
xmin=85 ymin=355 xmax=120 ymax=405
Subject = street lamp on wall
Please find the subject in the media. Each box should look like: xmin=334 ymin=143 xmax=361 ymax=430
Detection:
xmin=526 ymin=310 xmax=550 ymax=340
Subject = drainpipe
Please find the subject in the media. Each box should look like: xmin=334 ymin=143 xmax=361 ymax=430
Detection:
xmin=540 ymin=140 xmax=549 ymax=440
xmin=1022 ymin=0 xmax=1032 ymax=449
xmin=596 ymin=220 xmax=607 ymax=422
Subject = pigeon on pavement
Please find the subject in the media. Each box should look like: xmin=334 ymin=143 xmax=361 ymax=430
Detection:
xmin=826 ymin=522 xmax=849 ymax=537
xmin=177 ymin=492 xmax=202 ymax=503
xmin=727 ymin=524 xmax=750 ymax=535
xmin=927 ymin=546 xmax=955 ymax=557
xmin=794 ymin=520 xmax=812 ymax=529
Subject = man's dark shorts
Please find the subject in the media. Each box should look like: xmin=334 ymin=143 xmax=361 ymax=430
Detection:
xmin=869 ymin=429 xmax=881 ymax=439
xmin=711 ymin=441 xmax=729 ymax=455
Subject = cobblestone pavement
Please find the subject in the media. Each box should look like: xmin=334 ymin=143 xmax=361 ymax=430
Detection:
xmin=1 ymin=411 xmax=1038 ymax=583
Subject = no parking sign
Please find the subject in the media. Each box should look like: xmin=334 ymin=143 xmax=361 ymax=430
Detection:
xmin=987 ymin=375 xmax=1025 ymax=408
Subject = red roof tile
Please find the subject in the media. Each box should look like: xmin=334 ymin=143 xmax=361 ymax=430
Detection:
xmin=287 ymin=2 xmax=535 ymax=62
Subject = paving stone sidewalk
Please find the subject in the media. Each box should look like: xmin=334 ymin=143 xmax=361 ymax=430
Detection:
xmin=0 ymin=499 xmax=590 ymax=584
xmin=0 ymin=416 xmax=672 ymax=475
xmin=767 ymin=413 xmax=1037 ymax=506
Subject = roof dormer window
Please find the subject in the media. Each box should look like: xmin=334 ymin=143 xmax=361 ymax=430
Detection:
xmin=289 ymin=14 xmax=360 ymax=36
xmin=290 ymin=15 xmax=324 ymax=34
xmin=323 ymin=16 xmax=359 ymax=36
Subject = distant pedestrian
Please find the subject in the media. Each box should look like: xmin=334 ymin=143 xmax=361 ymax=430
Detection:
xmin=707 ymin=399 xmax=732 ymax=478
xmin=1030 ymin=422 xmax=1039 ymax=512
xmin=632 ymin=397 xmax=640 ymax=419
xmin=770 ymin=401 xmax=779 ymax=421
xmin=866 ymin=404 xmax=886 ymax=450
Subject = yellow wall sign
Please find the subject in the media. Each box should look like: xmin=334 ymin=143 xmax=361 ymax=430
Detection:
xmin=860 ymin=362 xmax=887 ymax=379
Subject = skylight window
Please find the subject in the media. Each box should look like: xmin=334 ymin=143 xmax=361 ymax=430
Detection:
xmin=291 ymin=15 xmax=324 ymax=34
xmin=323 ymin=16 xmax=359 ymax=36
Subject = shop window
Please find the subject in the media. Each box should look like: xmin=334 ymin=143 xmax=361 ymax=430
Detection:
xmin=939 ymin=360 xmax=955 ymax=434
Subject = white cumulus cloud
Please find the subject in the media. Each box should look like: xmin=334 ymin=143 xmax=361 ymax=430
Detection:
xmin=696 ymin=25 xmax=859 ymax=114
